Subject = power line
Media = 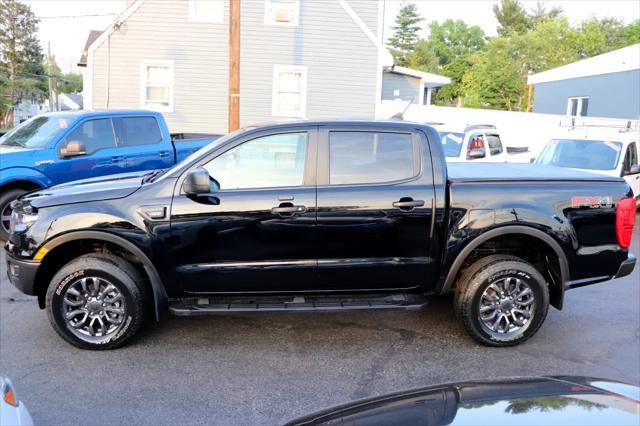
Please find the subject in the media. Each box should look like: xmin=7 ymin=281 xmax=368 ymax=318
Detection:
xmin=36 ymin=13 xmax=118 ymax=19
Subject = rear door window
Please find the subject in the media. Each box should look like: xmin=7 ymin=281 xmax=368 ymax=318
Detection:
xmin=486 ymin=134 xmax=504 ymax=155
xmin=113 ymin=116 xmax=163 ymax=146
xmin=329 ymin=131 xmax=417 ymax=185
xmin=63 ymin=118 xmax=116 ymax=154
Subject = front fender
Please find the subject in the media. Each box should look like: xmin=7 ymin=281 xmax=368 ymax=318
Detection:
xmin=0 ymin=167 xmax=52 ymax=189
xmin=39 ymin=230 xmax=168 ymax=322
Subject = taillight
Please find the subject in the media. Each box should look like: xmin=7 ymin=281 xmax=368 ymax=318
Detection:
xmin=615 ymin=197 xmax=636 ymax=248
xmin=469 ymin=138 xmax=484 ymax=150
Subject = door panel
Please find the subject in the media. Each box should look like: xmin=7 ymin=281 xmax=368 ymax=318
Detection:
xmin=170 ymin=188 xmax=316 ymax=293
xmin=170 ymin=129 xmax=318 ymax=293
xmin=315 ymin=128 xmax=436 ymax=291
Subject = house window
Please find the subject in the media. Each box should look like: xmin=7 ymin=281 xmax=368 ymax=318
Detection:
xmin=567 ymin=96 xmax=589 ymax=117
xmin=265 ymin=0 xmax=299 ymax=25
xmin=189 ymin=0 xmax=224 ymax=23
xmin=272 ymin=65 xmax=307 ymax=118
xmin=140 ymin=61 xmax=174 ymax=112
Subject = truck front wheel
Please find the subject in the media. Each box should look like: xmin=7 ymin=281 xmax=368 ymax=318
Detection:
xmin=45 ymin=254 xmax=146 ymax=350
xmin=454 ymin=255 xmax=549 ymax=347
xmin=0 ymin=188 xmax=28 ymax=240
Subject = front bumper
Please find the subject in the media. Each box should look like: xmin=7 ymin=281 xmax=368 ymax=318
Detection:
xmin=615 ymin=254 xmax=636 ymax=279
xmin=4 ymin=251 xmax=40 ymax=296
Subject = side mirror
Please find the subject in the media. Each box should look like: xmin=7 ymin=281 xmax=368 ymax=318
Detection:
xmin=530 ymin=157 xmax=536 ymax=163
xmin=61 ymin=141 xmax=87 ymax=157
xmin=183 ymin=168 xmax=211 ymax=195
xmin=468 ymin=148 xmax=486 ymax=159
xmin=625 ymin=164 xmax=640 ymax=176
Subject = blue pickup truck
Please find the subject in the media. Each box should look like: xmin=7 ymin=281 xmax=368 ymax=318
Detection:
xmin=0 ymin=110 xmax=218 ymax=239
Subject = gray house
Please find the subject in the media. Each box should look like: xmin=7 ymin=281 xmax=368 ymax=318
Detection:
xmin=81 ymin=0 xmax=388 ymax=134
xmin=528 ymin=44 xmax=640 ymax=120
xmin=381 ymin=65 xmax=450 ymax=105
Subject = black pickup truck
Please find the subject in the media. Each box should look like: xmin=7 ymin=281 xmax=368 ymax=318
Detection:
xmin=5 ymin=120 xmax=637 ymax=349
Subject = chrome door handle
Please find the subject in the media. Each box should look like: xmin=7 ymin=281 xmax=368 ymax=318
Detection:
xmin=271 ymin=203 xmax=306 ymax=215
xmin=392 ymin=198 xmax=424 ymax=210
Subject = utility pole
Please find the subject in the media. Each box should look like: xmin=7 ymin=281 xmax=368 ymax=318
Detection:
xmin=47 ymin=42 xmax=54 ymax=112
xmin=228 ymin=0 xmax=240 ymax=132
xmin=53 ymin=75 xmax=60 ymax=111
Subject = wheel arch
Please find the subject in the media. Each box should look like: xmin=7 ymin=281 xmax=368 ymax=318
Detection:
xmin=440 ymin=225 xmax=570 ymax=308
xmin=0 ymin=179 xmax=44 ymax=194
xmin=36 ymin=231 xmax=167 ymax=320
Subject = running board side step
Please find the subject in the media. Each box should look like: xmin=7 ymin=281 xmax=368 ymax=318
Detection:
xmin=169 ymin=294 xmax=428 ymax=316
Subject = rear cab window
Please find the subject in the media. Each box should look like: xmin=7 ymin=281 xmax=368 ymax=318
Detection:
xmin=486 ymin=134 xmax=504 ymax=156
xmin=328 ymin=131 xmax=419 ymax=185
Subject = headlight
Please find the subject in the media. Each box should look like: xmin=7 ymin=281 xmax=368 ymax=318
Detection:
xmin=10 ymin=206 xmax=38 ymax=234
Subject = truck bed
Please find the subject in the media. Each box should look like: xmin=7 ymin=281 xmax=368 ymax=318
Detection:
xmin=447 ymin=163 xmax=623 ymax=183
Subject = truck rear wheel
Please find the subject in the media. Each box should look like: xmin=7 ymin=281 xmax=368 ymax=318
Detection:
xmin=0 ymin=189 xmax=28 ymax=241
xmin=454 ymin=255 xmax=549 ymax=347
xmin=45 ymin=254 xmax=146 ymax=350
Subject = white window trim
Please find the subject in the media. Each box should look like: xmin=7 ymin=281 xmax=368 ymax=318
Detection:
xmin=188 ymin=0 xmax=224 ymax=23
xmin=264 ymin=0 xmax=300 ymax=26
xmin=272 ymin=65 xmax=307 ymax=118
xmin=567 ymin=96 xmax=589 ymax=117
xmin=140 ymin=60 xmax=175 ymax=113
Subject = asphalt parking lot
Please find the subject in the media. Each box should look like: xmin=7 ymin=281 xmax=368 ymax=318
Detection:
xmin=1 ymin=222 xmax=639 ymax=426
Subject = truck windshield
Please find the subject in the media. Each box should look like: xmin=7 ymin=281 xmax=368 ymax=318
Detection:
xmin=439 ymin=132 xmax=464 ymax=157
xmin=0 ymin=115 xmax=76 ymax=149
xmin=537 ymin=139 xmax=623 ymax=171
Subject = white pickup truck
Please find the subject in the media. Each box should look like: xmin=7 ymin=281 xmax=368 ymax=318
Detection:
xmin=535 ymin=122 xmax=640 ymax=206
xmin=433 ymin=124 xmax=509 ymax=162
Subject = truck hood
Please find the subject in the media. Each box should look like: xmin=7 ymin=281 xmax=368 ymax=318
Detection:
xmin=22 ymin=170 xmax=150 ymax=208
xmin=0 ymin=146 xmax=39 ymax=168
xmin=447 ymin=163 xmax=624 ymax=183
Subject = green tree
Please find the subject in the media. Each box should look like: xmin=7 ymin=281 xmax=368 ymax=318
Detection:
xmin=43 ymin=56 xmax=83 ymax=94
xmin=406 ymin=40 xmax=439 ymax=73
xmin=427 ymin=19 xmax=485 ymax=66
xmin=60 ymin=72 xmax=82 ymax=94
xmin=387 ymin=2 xmax=423 ymax=66
xmin=528 ymin=2 xmax=563 ymax=28
xmin=462 ymin=38 xmax=525 ymax=110
xmin=493 ymin=0 xmax=530 ymax=36
xmin=0 ymin=0 xmax=45 ymax=127
xmin=433 ymin=55 xmax=473 ymax=106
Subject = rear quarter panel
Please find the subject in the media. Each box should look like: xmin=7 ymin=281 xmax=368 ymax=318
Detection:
xmin=442 ymin=179 xmax=632 ymax=287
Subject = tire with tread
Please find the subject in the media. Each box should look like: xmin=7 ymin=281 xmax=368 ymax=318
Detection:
xmin=454 ymin=254 xmax=549 ymax=347
xmin=45 ymin=253 xmax=146 ymax=350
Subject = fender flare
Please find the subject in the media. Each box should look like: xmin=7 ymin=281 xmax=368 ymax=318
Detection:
xmin=0 ymin=167 xmax=52 ymax=189
xmin=41 ymin=231 xmax=168 ymax=321
xmin=440 ymin=225 xmax=570 ymax=296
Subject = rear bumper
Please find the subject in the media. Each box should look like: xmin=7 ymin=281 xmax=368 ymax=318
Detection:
xmin=615 ymin=254 xmax=636 ymax=279
xmin=4 ymin=251 xmax=40 ymax=296
xmin=564 ymin=254 xmax=636 ymax=291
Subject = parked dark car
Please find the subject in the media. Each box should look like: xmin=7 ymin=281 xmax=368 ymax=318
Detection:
xmin=0 ymin=110 xmax=219 ymax=239
xmin=4 ymin=120 xmax=637 ymax=349
xmin=285 ymin=376 xmax=640 ymax=425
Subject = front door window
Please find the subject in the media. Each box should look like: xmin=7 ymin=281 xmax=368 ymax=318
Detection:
xmin=204 ymin=132 xmax=308 ymax=190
